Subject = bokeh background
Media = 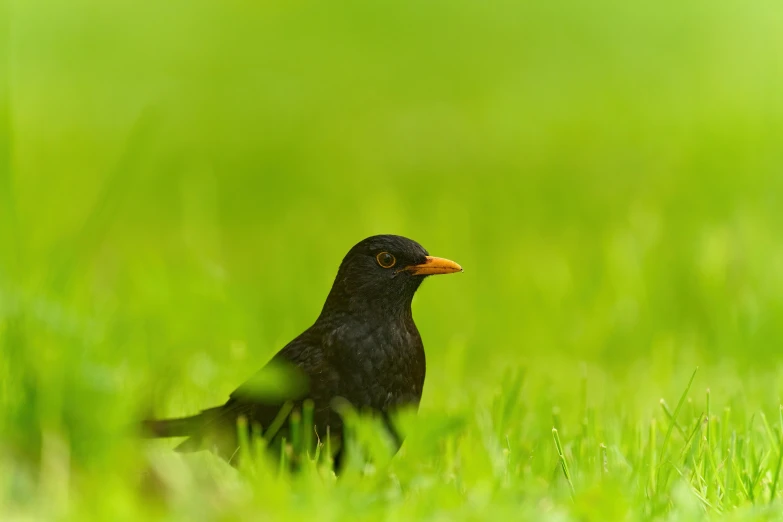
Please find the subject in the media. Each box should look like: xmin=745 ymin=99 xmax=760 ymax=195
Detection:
xmin=1 ymin=0 xmax=783 ymax=518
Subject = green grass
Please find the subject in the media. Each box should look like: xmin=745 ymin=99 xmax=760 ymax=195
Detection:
xmin=2 ymin=0 xmax=783 ymax=519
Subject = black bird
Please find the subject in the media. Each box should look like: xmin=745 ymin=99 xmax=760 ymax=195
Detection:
xmin=142 ymin=235 xmax=462 ymax=468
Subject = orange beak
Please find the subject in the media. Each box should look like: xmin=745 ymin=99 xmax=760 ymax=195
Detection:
xmin=405 ymin=256 xmax=463 ymax=276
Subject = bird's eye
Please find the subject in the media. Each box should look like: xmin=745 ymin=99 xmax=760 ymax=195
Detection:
xmin=376 ymin=252 xmax=396 ymax=268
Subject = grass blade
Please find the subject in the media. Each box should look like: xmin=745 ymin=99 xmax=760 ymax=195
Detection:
xmin=552 ymin=428 xmax=575 ymax=499
xmin=770 ymin=405 xmax=783 ymax=503
xmin=658 ymin=368 xmax=698 ymax=480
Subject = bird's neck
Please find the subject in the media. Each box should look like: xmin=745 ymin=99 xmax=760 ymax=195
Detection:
xmin=320 ymin=277 xmax=418 ymax=320
xmin=319 ymin=293 xmax=414 ymax=323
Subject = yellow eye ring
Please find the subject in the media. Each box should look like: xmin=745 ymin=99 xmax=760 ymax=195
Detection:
xmin=376 ymin=252 xmax=396 ymax=268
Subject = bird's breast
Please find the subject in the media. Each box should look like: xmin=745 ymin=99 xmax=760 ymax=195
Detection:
xmin=325 ymin=317 xmax=425 ymax=413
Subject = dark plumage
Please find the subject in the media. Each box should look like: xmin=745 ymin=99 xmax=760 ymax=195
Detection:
xmin=142 ymin=234 xmax=462 ymax=468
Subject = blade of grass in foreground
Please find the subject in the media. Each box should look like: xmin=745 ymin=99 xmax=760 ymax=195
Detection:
xmin=769 ymin=406 xmax=783 ymax=503
xmin=649 ymin=418 xmax=657 ymax=495
xmin=552 ymin=428 xmax=575 ymax=499
xmin=657 ymin=368 xmax=698 ymax=482
xmin=660 ymin=399 xmax=688 ymax=440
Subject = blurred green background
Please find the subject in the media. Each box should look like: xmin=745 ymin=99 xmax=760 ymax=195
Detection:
xmin=2 ymin=0 xmax=783 ymax=518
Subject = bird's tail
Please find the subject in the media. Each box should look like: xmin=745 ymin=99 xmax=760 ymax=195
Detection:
xmin=140 ymin=414 xmax=204 ymax=439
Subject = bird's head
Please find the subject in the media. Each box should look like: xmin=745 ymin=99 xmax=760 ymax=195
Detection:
xmin=321 ymin=235 xmax=462 ymax=317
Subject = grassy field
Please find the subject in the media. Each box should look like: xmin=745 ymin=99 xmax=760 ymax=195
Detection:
xmin=2 ymin=0 xmax=783 ymax=519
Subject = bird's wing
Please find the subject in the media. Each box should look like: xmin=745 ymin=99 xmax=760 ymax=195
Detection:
xmin=174 ymin=329 xmax=338 ymax=456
